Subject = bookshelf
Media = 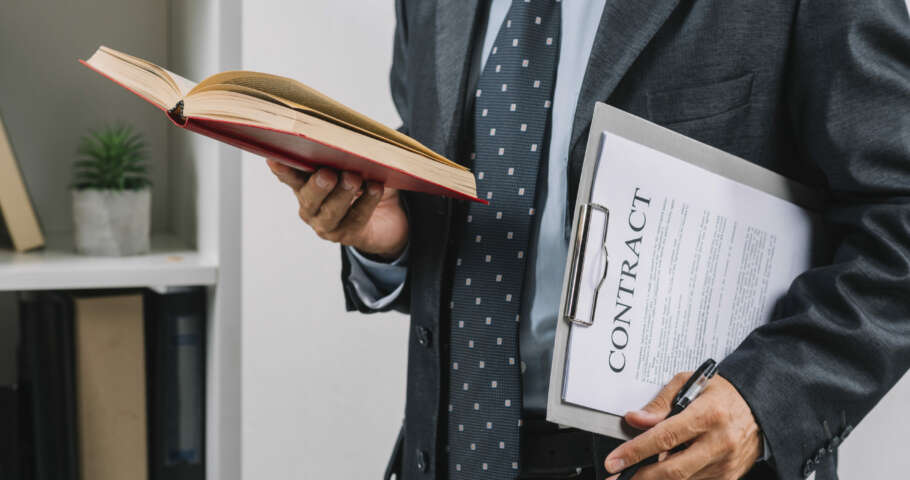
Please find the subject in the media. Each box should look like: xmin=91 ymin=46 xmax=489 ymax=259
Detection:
xmin=0 ymin=0 xmax=242 ymax=479
xmin=0 ymin=233 xmax=217 ymax=291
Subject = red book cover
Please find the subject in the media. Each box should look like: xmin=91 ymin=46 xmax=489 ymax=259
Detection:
xmin=79 ymin=59 xmax=483 ymax=204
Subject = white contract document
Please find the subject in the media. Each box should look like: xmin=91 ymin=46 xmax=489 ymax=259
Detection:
xmin=547 ymin=103 xmax=822 ymax=438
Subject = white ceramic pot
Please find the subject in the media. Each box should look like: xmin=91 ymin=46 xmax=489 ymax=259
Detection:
xmin=72 ymin=188 xmax=151 ymax=256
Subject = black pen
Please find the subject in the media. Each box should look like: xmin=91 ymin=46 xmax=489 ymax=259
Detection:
xmin=616 ymin=358 xmax=718 ymax=480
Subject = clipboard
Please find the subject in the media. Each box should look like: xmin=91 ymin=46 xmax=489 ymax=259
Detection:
xmin=546 ymin=103 xmax=822 ymax=440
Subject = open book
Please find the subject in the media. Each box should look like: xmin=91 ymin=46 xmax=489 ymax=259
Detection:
xmin=81 ymin=46 xmax=480 ymax=202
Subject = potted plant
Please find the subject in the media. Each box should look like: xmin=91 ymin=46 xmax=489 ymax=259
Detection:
xmin=72 ymin=124 xmax=152 ymax=256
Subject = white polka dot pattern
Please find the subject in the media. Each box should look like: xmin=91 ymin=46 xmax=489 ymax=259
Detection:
xmin=446 ymin=1 xmax=561 ymax=478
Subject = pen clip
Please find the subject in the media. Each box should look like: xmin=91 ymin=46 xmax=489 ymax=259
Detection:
xmin=673 ymin=359 xmax=718 ymax=407
xmin=564 ymin=203 xmax=610 ymax=327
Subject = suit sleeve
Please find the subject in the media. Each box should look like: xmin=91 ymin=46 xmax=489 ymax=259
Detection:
xmin=340 ymin=0 xmax=412 ymax=314
xmin=718 ymin=1 xmax=910 ymax=478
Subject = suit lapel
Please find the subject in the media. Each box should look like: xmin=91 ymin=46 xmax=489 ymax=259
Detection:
xmin=570 ymin=0 xmax=682 ymax=151
xmin=434 ymin=0 xmax=481 ymax=157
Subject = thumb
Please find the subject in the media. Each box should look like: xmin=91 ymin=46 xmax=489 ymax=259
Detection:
xmin=625 ymin=371 xmax=691 ymax=429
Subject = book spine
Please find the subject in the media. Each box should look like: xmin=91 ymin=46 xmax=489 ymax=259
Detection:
xmin=18 ymin=292 xmax=79 ymax=480
xmin=0 ymin=385 xmax=20 ymax=480
xmin=0 ymin=112 xmax=46 ymax=252
xmin=146 ymin=287 xmax=206 ymax=480
xmin=73 ymin=293 xmax=148 ymax=480
xmin=167 ymin=100 xmax=187 ymax=126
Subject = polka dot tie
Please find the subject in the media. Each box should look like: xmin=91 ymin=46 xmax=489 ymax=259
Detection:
xmin=446 ymin=1 xmax=561 ymax=478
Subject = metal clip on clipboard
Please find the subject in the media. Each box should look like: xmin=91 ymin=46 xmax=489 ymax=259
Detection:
xmin=563 ymin=202 xmax=610 ymax=327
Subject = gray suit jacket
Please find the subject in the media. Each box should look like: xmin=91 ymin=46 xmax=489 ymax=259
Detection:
xmin=340 ymin=1 xmax=910 ymax=479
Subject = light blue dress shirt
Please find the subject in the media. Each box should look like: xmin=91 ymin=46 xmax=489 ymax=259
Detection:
xmin=346 ymin=0 xmax=771 ymax=462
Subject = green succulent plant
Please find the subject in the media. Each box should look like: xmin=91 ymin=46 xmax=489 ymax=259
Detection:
xmin=73 ymin=124 xmax=151 ymax=190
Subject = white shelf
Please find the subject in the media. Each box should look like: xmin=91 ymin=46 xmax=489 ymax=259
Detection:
xmin=0 ymin=233 xmax=218 ymax=291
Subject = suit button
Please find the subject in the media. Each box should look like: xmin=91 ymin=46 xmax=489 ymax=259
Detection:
xmin=415 ymin=326 xmax=432 ymax=347
xmin=416 ymin=449 xmax=429 ymax=472
xmin=813 ymin=447 xmax=825 ymax=464
xmin=802 ymin=459 xmax=815 ymax=477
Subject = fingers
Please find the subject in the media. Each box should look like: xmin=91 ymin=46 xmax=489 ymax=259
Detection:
xmin=626 ymin=371 xmax=692 ymax=429
xmin=308 ymin=171 xmax=364 ymax=235
xmin=605 ymin=408 xmax=706 ymax=473
xmin=285 ymin=164 xmax=386 ymax=246
xmin=605 ymin=372 xmax=706 ymax=475
xmin=298 ymin=169 xmax=339 ymax=219
xmin=335 ymin=182 xmax=383 ymax=235
xmin=267 ymin=158 xmax=309 ymax=191
xmin=607 ymin=375 xmax=763 ymax=480
xmin=625 ymin=439 xmax=714 ymax=480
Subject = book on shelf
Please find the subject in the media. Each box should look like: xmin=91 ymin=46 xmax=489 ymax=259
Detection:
xmin=16 ymin=289 xmax=210 ymax=480
xmin=0 ymin=111 xmax=44 ymax=252
xmin=81 ymin=46 xmax=481 ymax=203
xmin=0 ymin=385 xmax=20 ymax=479
xmin=18 ymin=292 xmax=80 ymax=480
xmin=72 ymin=293 xmax=148 ymax=480
xmin=145 ymin=287 xmax=206 ymax=480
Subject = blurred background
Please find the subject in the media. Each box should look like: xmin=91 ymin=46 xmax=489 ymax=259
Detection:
xmin=0 ymin=1 xmax=908 ymax=479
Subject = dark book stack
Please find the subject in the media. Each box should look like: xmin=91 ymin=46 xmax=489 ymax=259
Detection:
xmin=0 ymin=384 xmax=20 ymax=480
xmin=10 ymin=287 xmax=208 ymax=480
xmin=145 ymin=288 xmax=207 ymax=480
xmin=18 ymin=292 xmax=79 ymax=480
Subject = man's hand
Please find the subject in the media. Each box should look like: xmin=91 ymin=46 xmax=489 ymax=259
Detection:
xmin=267 ymin=159 xmax=408 ymax=259
xmin=605 ymin=373 xmax=762 ymax=480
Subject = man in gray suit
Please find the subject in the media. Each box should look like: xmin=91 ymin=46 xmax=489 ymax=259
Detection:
xmin=268 ymin=0 xmax=910 ymax=478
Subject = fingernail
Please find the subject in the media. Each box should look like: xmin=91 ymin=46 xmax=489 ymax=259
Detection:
xmin=632 ymin=409 xmax=658 ymax=421
xmin=315 ymin=172 xmax=330 ymax=188
xmin=368 ymin=184 xmax=381 ymax=196
xmin=342 ymin=173 xmax=358 ymax=191
xmin=605 ymin=458 xmax=625 ymax=473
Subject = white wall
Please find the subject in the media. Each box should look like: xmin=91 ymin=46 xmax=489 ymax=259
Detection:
xmin=0 ymin=0 xmax=170 ymax=235
xmin=236 ymin=2 xmax=910 ymax=479
xmin=239 ymin=1 xmax=409 ymax=479
xmin=840 ymin=375 xmax=910 ymax=476
xmin=168 ymin=0 xmax=224 ymax=252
